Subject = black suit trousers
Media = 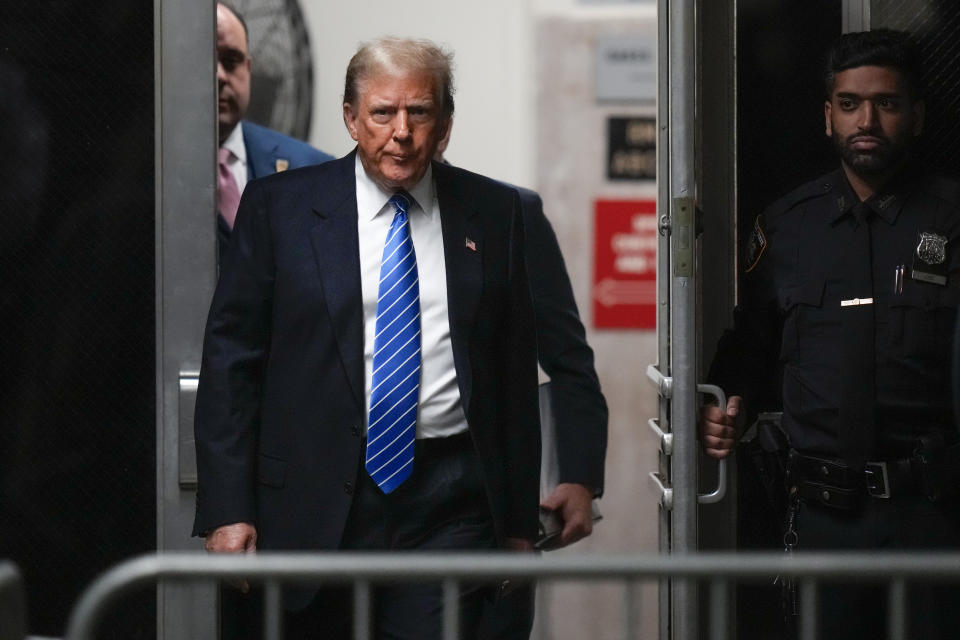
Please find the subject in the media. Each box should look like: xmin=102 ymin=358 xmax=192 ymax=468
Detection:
xmin=286 ymin=433 xmax=497 ymax=640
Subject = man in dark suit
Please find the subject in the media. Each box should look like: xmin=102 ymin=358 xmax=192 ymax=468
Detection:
xmin=216 ymin=2 xmax=332 ymax=252
xmin=193 ymin=36 xmax=541 ymax=640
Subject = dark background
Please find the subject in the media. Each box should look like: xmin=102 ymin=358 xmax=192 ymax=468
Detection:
xmin=0 ymin=1 xmax=157 ymax=637
xmin=734 ymin=3 xmax=842 ymax=637
xmin=737 ymin=0 xmax=842 ymax=229
xmin=873 ymin=0 xmax=960 ymax=180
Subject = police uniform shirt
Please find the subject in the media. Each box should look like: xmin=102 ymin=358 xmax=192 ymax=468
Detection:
xmin=715 ymin=166 xmax=960 ymax=461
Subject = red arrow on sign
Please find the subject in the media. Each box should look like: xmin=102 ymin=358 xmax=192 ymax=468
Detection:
xmin=594 ymin=278 xmax=657 ymax=307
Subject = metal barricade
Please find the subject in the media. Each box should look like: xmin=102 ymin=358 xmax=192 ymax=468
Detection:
xmin=64 ymin=551 xmax=960 ymax=640
xmin=0 ymin=561 xmax=26 ymax=640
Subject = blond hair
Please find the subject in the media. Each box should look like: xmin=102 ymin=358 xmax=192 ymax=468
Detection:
xmin=344 ymin=37 xmax=455 ymax=117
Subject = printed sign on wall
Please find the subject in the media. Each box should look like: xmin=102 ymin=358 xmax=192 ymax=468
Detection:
xmin=594 ymin=34 xmax=656 ymax=102
xmin=607 ymin=116 xmax=656 ymax=181
xmin=593 ymin=199 xmax=658 ymax=329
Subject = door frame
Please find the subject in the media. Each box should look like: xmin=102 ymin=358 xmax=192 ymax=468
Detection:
xmin=155 ymin=0 xmax=218 ymax=637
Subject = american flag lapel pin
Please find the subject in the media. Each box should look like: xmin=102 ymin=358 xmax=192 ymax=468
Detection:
xmin=465 ymin=237 xmax=477 ymax=252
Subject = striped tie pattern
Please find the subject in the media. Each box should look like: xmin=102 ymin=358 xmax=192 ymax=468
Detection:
xmin=366 ymin=192 xmax=421 ymax=493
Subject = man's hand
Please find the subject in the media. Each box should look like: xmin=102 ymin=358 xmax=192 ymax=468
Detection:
xmin=700 ymin=395 xmax=742 ymax=459
xmin=539 ymin=482 xmax=595 ymax=548
xmin=205 ymin=522 xmax=257 ymax=552
xmin=205 ymin=522 xmax=257 ymax=593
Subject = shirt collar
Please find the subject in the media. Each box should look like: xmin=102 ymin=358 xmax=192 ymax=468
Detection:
xmin=827 ymin=165 xmax=915 ymax=226
xmin=222 ymin=121 xmax=247 ymax=166
xmin=354 ymin=154 xmax=435 ymax=221
xmin=826 ymin=169 xmax=859 ymax=224
xmin=864 ymin=165 xmax=918 ymax=225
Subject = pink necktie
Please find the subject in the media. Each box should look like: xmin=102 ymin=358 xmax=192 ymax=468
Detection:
xmin=217 ymin=147 xmax=241 ymax=229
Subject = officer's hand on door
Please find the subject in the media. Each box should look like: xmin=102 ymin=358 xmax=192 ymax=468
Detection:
xmin=699 ymin=396 xmax=742 ymax=459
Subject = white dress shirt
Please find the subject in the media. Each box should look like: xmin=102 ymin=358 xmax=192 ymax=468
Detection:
xmin=355 ymin=156 xmax=468 ymax=439
xmin=221 ymin=122 xmax=248 ymax=194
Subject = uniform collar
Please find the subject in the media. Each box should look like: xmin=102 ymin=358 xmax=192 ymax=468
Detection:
xmin=825 ymin=164 xmax=918 ymax=226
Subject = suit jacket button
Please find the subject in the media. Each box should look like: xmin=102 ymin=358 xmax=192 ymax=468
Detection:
xmin=344 ymin=481 xmax=354 ymax=495
xmin=352 ymin=425 xmax=361 ymax=437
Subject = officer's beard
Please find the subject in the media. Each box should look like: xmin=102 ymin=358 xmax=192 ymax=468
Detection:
xmin=832 ymin=131 xmax=913 ymax=177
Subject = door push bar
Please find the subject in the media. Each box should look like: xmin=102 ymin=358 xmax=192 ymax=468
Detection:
xmin=645 ymin=365 xmax=728 ymax=509
xmin=178 ymin=373 xmax=200 ymax=489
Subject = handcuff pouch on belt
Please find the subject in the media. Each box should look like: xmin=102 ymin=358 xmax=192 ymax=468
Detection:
xmin=741 ymin=413 xmax=802 ymax=623
xmin=788 ymin=452 xmax=863 ymax=510
xmin=788 ymin=433 xmax=960 ymax=510
xmin=740 ymin=412 xmax=791 ymax=518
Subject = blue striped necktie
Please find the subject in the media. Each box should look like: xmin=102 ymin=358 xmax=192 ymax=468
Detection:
xmin=366 ymin=192 xmax=421 ymax=493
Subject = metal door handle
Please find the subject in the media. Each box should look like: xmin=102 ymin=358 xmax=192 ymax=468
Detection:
xmin=648 ymin=418 xmax=673 ymax=455
xmin=646 ymin=364 xmax=672 ymax=398
xmin=695 ymin=383 xmax=727 ymax=504
xmin=645 ymin=365 xmax=729 ymax=507
xmin=648 ymin=471 xmax=673 ymax=510
xmin=178 ymin=373 xmax=199 ymax=488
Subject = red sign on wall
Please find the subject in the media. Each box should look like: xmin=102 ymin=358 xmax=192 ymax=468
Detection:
xmin=593 ymin=199 xmax=658 ymax=329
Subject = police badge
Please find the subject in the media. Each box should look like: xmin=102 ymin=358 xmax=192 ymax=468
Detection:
xmin=911 ymin=230 xmax=948 ymax=285
xmin=916 ymin=232 xmax=947 ymax=265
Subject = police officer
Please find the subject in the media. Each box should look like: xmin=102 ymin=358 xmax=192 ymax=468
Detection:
xmin=702 ymin=29 xmax=960 ymax=640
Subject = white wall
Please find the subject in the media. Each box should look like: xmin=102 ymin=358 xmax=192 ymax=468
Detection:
xmin=302 ymin=0 xmax=653 ymax=188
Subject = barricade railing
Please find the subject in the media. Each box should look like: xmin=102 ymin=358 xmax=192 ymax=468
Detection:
xmin=64 ymin=551 xmax=960 ymax=640
xmin=0 ymin=560 xmax=27 ymax=640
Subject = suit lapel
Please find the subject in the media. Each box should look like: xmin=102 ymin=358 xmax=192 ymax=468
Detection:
xmin=243 ymin=122 xmax=278 ymax=180
xmin=434 ymin=163 xmax=483 ymax=413
xmin=310 ymin=153 xmax=365 ymax=412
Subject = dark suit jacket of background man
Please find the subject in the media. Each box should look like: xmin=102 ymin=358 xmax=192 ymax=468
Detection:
xmin=240 ymin=120 xmax=333 ymax=180
xmin=217 ymin=120 xmax=334 ymax=253
xmin=193 ymin=151 xmax=542 ymax=609
xmin=516 ymin=187 xmax=607 ymax=494
xmin=477 ymin=187 xmax=608 ymax=640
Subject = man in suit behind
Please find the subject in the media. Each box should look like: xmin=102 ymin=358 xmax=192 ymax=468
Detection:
xmin=487 ymin=186 xmax=607 ymax=639
xmin=436 ymin=135 xmax=608 ymax=639
xmin=193 ymin=36 xmax=541 ymax=639
xmin=216 ymin=2 xmax=332 ymax=253
xmin=437 ymin=135 xmax=607 ymax=548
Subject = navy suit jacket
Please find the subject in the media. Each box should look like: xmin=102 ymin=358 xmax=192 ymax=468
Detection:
xmin=193 ymin=151 xmax=541 ymax=557
xmin=516 ymin=188 xmax=607 ymax=493
xmin=241 ymin=120 xmax=333 ymax=180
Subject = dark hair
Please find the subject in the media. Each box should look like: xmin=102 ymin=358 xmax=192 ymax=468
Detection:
xmin=218 ymin=2 xmax=249 ymax=44
xmin=344 ymin=37 xmax=455 ymax=119
xmin=824 ymin=29 xmax=923 ymax=99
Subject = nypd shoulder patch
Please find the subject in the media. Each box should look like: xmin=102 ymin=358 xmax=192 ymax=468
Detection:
xmin=744 ymin=215 xmax=767 ymax=273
